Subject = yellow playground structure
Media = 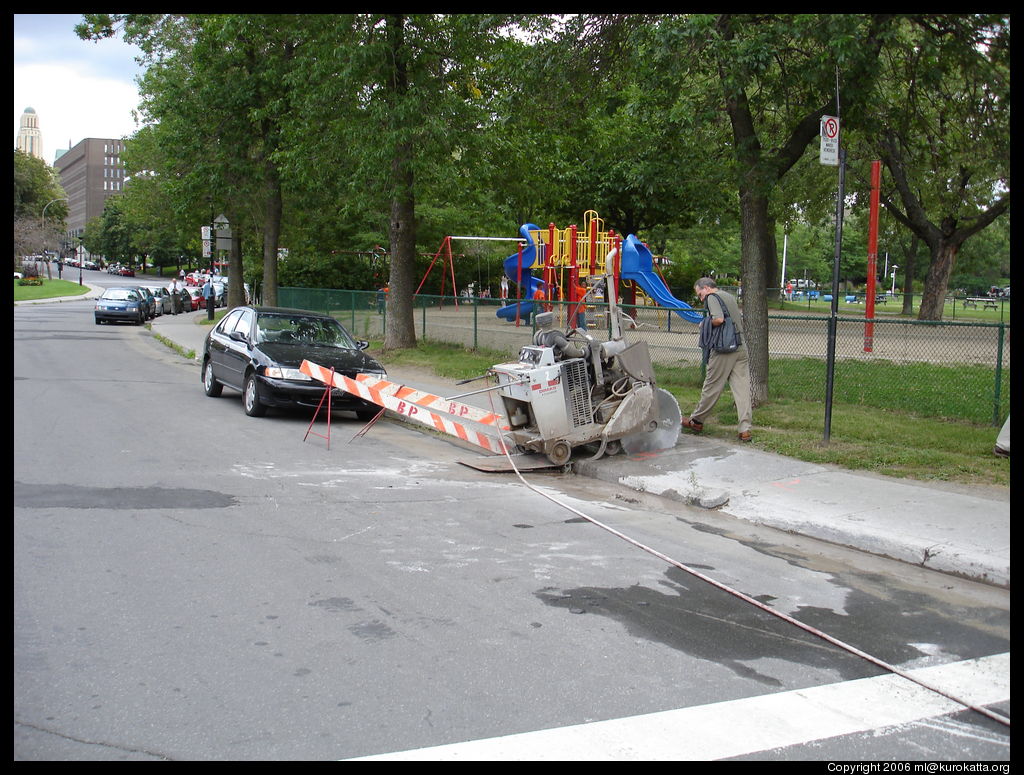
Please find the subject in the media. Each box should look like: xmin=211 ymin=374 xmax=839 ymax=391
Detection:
xmin=493 ymin=210 xmax=703 ymax=326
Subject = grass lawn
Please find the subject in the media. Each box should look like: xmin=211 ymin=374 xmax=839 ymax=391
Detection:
xmin=772 ymin=295 xmax=1010 ymax=323
xmin=13 ymin=277 xmax=91 ymax=302
xmin=371 ymin=339 xmax=1010 ymax=489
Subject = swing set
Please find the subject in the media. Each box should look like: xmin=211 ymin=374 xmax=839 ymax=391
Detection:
xmin=415 ymin=234 xmax=523 ymax=309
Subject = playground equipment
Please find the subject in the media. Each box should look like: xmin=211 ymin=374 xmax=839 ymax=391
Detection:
xmin=495 ymin=223 xmax=546 ymax=322
xmin=491 ymin=270 xmax=681 ymax=465
xmin=619 ymin=235 xmax=703 ymax=324
xmin=495 ymin=210 xmax=703 ymax=326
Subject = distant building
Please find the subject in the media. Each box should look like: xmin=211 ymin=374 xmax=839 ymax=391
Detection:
xmin=16 ymin=107 xmax=43 ymax=160
xmin=54 ymin=138 xmax=127 ymax=259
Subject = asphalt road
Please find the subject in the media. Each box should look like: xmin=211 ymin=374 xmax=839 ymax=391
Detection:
xmin=13 ymin=297 xmax=1010 ymax=761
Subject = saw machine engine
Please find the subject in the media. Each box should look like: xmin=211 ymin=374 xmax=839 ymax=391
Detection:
xmin=491 ymin=276 xmax=681 ymax=466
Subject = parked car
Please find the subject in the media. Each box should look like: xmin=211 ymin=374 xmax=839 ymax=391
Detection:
xmin=183 ymin=287 xmax=203 ymax=311
xmin=144 ymin=286 xmax=174 ymax=316
xmin=95 ymin=287 xmax=146 ymax=325
xmin=202 ymin=306 xmax=386 ymax=419
xmin=133 ymin=286 xmax=156 ymax=319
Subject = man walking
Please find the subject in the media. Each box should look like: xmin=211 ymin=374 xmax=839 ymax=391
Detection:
xmin=681 ymin=277 xmax=753 ymax=442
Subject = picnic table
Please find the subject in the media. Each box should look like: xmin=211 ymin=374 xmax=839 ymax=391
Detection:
xmin=963 ymin=297 xmax=999 ymax=310
xmin=841 ymin=294 xmax=888 ymax=304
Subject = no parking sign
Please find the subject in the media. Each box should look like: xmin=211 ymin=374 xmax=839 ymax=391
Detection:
xmin=820 ymin=115 xmax=840 ymax=166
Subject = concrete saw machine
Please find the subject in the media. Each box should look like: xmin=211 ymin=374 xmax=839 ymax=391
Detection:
xmin=490 ymin=273 xmax=681 ymax=466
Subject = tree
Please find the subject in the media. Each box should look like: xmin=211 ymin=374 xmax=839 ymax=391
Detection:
xmin=676 ymin=14 xmax=897 ymax=404
xmin=14 ymin=149 xmax=67 ymax=220
xmin=80 ymin=197 xmax=135 ymax=264
xmin=863 ymin=15 xmax=1010 ymax=319
xmin=14 ymin=150 xmax=68 ymax=263
xmin=77 ymin=13 xmax=302 ymax=308
xmin=281 ymin=14 xmax=520 ymax=349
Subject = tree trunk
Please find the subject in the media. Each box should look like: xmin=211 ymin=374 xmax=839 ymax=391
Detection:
xmin=262 ymin=168 xmax=282 ymax=308
xmin=228 ymin=230 xmax=244 ymax=309
xmin=383 ymin=14 xmax=417 ymax=350
xmin=900 ymin=235 xmax=919 ymax=316
xmin=386 ymin=147 xmax=418 ymax=350
xmin=739 ymin=188 xmax=770 ymax=406
xmin=917 ymin=240 xmax=958 ymax=320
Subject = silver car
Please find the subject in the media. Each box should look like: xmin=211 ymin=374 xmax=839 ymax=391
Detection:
xmin=144 ymin=286 xmax=174 ymax=316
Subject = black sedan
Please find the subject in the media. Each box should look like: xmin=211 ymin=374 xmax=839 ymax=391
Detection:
xmin=201 ymin=306 xmax=386 ymax=419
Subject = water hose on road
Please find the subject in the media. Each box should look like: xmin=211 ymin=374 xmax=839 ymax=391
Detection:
xmin=485 ymin=390 xmax=1010 ymax=728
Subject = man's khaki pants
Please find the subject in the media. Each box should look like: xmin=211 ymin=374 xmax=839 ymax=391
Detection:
xmin=690 ymin=347 xmax=753 ymax=434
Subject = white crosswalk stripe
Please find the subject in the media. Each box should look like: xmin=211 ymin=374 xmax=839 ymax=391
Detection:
xmin=351 ymin=653 xmax=1009 ymax=761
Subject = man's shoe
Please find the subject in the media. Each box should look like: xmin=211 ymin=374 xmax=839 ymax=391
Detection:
xmin=681 ymin=416 xmax=703 ymax=432
xmin=738 ymin=431 xmax=752 ymax=443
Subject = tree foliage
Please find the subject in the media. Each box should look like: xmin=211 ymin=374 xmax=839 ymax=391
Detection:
xmin=858 ymin=15 xmax=1010 ymax=319
xmin=71 ymin=13 xmax=1009 ymax=376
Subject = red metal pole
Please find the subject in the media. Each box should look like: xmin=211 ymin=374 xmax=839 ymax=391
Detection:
xmin=864 ymin=160 xmax=881 ymax=352
xmin=416 ymin=236 xmax=447 ymax=296
xmin=447 ymin=237 xmax=459 ymax=310
xmin=544 ymin=223 xmax=556 ymax=306
xmin=515 ymin=241 xmax=523 ymax=327
xmin=611 ymin=232 xmax=621 ymax=291
xmin=588 ymin=218 xmax=597 ymax=280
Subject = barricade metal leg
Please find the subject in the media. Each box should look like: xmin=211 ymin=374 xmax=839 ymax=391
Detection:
xmin=303 ymin=367 xmax=335 ymax=449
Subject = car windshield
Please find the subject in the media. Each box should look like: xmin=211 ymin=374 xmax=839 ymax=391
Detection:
xmin=255 ymin=313 xmax=359 ymax=349
xmin=102 ymin=289 xmax=138 ymax=301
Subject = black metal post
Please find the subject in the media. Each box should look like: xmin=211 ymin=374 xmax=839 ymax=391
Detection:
xmin=824 ymin=147 xmax=846 ymax=443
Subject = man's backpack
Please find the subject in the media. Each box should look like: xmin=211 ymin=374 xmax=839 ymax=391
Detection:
xmin=708 ymin=293 xmax=741 ymax=353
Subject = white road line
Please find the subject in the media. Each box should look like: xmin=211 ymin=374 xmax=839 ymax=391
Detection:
xmin=350 ymin=653 xmax=1009 ymax=761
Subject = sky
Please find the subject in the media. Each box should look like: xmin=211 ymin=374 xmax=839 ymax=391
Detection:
xmin=13 ymin=13 xmax=146 ymax=165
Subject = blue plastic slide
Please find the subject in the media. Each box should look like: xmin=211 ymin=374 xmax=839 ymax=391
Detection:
xmin=496 ymin=223 xmax=546 ymax=321
xmin=619 ymin=234 xmax=703 ymax=324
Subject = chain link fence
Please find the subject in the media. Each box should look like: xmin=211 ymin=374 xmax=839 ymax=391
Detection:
xmin=279 ymin=288 xmax=1010 ymax=427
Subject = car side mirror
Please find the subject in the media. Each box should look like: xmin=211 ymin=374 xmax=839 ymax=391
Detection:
xmin=357 ymin=340 xmax=369 ymax=350
xmin=228 ymin=331 xmax=249 ymax=345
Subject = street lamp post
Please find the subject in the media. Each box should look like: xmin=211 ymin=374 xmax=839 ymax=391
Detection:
xmin=891 ymin=265 xmax=899 ymax=296
xmin=41 ymin=197 xmax=69 ymax=282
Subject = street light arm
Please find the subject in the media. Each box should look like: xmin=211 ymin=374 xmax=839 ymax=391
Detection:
xmin=41 ymin=197 xmax=69 ymax=225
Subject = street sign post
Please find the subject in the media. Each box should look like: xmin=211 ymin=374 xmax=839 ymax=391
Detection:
xmin=822 ymin=110 xmax=844 ymax=443
xmin=820 ymin=115 xmax=840 ymax=166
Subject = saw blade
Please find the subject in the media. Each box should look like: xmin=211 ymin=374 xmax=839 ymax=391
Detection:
xmin=619 ymin=388 xmax=681 ymax=455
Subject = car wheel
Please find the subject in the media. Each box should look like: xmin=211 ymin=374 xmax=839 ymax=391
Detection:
xmin=137 ymin=311 xmax=145 ymax=325
xmin=244 ymin=373 xmax=267 ymax=417
xmin=356 ymin=406 xmax=381 ymax=422
xmin=203 ymin=358 xmax=223 ymax=397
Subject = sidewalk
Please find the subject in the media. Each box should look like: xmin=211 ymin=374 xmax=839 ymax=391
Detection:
xmin=146 ymin=311 xmax=1008 ymax=587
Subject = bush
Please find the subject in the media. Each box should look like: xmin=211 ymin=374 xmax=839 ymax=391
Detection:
xmin=18 ymin=276 xmax=44 ymax=286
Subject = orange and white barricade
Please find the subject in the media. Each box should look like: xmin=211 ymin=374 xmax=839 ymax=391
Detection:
xmin=300 ymin=360 xmax=510 ymax=455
